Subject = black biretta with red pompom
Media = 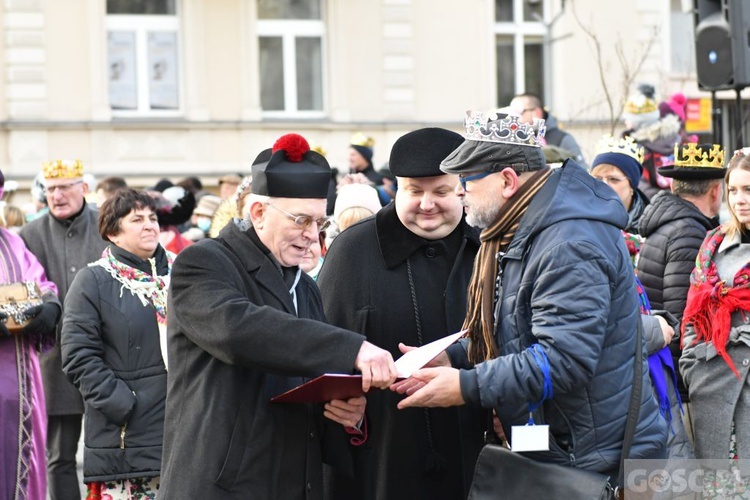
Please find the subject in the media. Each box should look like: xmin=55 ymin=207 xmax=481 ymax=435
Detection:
xmin=251 ymin=133 xmax=332 ymax=198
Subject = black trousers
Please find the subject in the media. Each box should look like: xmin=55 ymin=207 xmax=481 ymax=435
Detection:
xmin=47 ymin=414 xmax=83 ymax=500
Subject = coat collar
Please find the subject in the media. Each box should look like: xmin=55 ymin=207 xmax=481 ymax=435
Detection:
xmin=375 ymin=202 xmax=479 ymax=269
xmin=218 ymin=220 xmax=297 ymax=315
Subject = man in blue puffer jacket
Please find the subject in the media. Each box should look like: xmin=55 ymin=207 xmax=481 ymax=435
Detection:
xmin=394 ymin=110 xmax=667 ymax=477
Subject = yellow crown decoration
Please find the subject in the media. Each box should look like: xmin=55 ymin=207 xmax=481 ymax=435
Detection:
xmin=310 ymin=144 xmax=328 ymax=157
xmin=673 ymin=143 xmax=725 ymax=169
xmin=350 ymin=132 xmax=374 ymax=149
xmin=594 ymin=135 xmax=645 ymax=164
xmin=42 ymin=159 xmax=84 ymax=180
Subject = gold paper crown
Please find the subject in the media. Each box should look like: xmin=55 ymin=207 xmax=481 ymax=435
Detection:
xmin=623 ymin=96 xmax=658 ymax=116
xmin=463 ymin=110 xmax=545 ymax=147
xmin=311 ymin=144 xmax=328 ymax=157
xmin=42 ymin=159 xmax=84 ymax=180
xmin=594 ymin=135 xmax=645 ymax=164
xmin=350 ymin=132 xmax=374 ymax=149
xmin=673 ymin=143 xmax=725 ymax=168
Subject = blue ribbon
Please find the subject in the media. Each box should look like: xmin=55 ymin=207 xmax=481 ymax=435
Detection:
xmin=527 ymin=344 xmax=553 ymax=425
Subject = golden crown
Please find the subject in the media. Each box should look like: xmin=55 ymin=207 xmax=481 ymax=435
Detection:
xmin=463 ymin=110 xmax=545 ymax=147
xmin=310 ymin=144 xmax=328 ymax=157
xmin=42 ymin=159 xmax=84 ymax=180
xmin=674 ymin=143 xmax=725 ymax=168
xmin=594 ymin=135 xmax=645 ymax=164
xmin=350 ymin=132 xmax=374 ymax=148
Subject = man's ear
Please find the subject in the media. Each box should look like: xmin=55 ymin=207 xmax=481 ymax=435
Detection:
xmin=500 ymin=167 xmax=521 ymax=199
xmin=248 ymin=200 xmax=266 ymax=229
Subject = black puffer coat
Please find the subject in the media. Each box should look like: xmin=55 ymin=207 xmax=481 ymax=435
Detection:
xmin=636 ymin=190 xmax=718 ymax=399
xmin=61 ymin=244 xmax=169 ymax=482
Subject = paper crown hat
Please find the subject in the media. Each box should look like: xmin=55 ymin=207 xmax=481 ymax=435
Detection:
xmin=591 ymin=135 xmax=645 ymax=190
xmin=658 ymin=143 xmax=726 ymax=180
xmin=251 ymin=134 xmax=331 ymax=198
xmin=43 ymin=159 xmax=84 ymax=180
xmin=440 ymin=110 xmax=547 ymax=174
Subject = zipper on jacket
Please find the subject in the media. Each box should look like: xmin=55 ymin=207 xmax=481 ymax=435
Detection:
xmin=120 ymin=422 xmax=127 ymax=449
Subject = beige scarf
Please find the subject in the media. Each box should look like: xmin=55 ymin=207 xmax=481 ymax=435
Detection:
xmin=464 ymin=167 xmax=553 ymax=364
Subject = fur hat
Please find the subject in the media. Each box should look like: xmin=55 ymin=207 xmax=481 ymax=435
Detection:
xmin=152 ymin=186 xmax=196 ymax=227
xmin=622 ymin=83 xmax=660 ymax=129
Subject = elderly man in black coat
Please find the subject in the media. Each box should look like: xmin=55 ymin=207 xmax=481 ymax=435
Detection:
xmin=318 ymin=128 xmax=485 ymax=500
xmin=160 ymin=134 xmax=397 ymax=499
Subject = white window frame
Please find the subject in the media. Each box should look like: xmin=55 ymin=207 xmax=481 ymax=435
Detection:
xmin=106 ymin=14 xmax=183 ymax=117
xmin=256 ymin=18 xmax=326 ymax=119
xmin=493 ymin=0 xmax=548 ymax=102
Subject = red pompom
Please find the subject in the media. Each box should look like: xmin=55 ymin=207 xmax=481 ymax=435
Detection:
xmin=272 ymin=133 xmax=310 ymax=162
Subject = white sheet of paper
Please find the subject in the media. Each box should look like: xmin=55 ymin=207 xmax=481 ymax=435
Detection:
xmin=394 ymin=329 xmax=467 ymax=378
xmin=511 ymin=424 xmax=550 ymax=452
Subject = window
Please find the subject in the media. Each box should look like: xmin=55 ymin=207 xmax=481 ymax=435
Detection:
xmin=494 ymin=0 xmax=546 ymax=107
xmin=106 ymin=1 xmax=181 ymax=115
xmin=257 ymin=0 xmax=325 ymax=117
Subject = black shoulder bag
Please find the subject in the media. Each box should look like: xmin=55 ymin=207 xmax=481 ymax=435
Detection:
xmin=467 ymin=319 xmax=644 ymax=500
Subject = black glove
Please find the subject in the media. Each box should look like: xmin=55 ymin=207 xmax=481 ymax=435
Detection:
xmin=21 ymin=301 xmax=61 ymax=337
xmin=0 ymin=312 xmax=10 ymax=337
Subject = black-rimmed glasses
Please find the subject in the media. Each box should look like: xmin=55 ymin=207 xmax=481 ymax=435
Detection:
xmin=266 ymin=202 xmax=331 ymax=232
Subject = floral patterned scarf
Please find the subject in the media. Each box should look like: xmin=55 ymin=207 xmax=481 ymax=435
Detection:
xmin=91 ymin=246 xmax=173 ymax=369
xmin=682 ymin=226 xmax=750 ymax=376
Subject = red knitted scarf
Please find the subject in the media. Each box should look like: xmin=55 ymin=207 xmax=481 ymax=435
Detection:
xmin=682 ymin=226 xmax=750 ymax=377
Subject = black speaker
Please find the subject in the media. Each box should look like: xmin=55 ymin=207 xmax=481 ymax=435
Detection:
xmin=694 ymin=0 xmax=750 ymax=90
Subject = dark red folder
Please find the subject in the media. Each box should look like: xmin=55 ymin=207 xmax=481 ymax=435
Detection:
xmin=270 ymin=374 xmax=368 ymax=403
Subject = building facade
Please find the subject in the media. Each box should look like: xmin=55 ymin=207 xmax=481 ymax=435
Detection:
xmin=0 ymin=0 xmax=747 ymax=201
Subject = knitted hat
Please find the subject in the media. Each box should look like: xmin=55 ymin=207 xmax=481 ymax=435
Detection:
xmin=658 ymin=93 xmax=687 ymax=122
xmin=193 ymin=194 xmax=222 ymax=218
xmin=590 ymin=135 xmax=645 ymax=191
xmin=333 ymin=184 xmax=382 ymax=221
xmin=389 ymin=128 xmax=465 ymax=178
xmin=622 ymin=83 xmax=660 ymax=128
xmin=441 ymin=110 xmax=546 ymax=174
xmin=251 ymin=134 xmax=331 ymax=198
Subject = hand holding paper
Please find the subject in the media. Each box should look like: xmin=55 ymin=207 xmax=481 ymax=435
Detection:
xmin=271 ymin=330 xmax=467 ymax=403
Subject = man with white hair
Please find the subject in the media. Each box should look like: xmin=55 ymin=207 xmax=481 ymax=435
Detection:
xmin=161 ymin=133 xmax=397 ymax=499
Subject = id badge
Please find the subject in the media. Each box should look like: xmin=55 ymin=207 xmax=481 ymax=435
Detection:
xmin=511 ymin=424 xmax=549 ymax=452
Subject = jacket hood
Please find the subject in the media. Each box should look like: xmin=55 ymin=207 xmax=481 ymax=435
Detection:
xmin=638 ymin=190 xmax=715 ymax=238
xmin=543 ymin=112 xmax=559 ymax=129
xmin=505 ymin=160 xmax=628 ymax=257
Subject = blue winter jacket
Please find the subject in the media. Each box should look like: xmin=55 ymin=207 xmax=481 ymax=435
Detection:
xmin=451 ymin=160 xmax=667 ymax=473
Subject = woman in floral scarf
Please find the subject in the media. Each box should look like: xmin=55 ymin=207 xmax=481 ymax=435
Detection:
xmin=61 ymin=188 xmax=172 ymax=500
xmin=681 ymin=149 xmax=750 ymax=496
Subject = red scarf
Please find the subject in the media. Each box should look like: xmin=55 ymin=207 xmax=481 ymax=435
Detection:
xmin=682 ymin=226 xmax=750 ymax=377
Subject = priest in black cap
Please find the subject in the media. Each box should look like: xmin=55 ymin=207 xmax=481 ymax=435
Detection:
xmin=318 ymin=128 xmax=485 ymax=500
xmin=161 ymin=133 xmax=398 ymax=500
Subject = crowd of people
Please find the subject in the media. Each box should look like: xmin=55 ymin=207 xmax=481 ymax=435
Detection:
xmin=2 ymin=85 xmax=750 ymax=500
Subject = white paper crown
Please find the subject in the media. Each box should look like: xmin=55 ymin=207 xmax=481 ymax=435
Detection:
xmin=594 ymin=135 xmax=645 ymax=164
xmin=463 ymin=110 xmax=546 ymax=147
